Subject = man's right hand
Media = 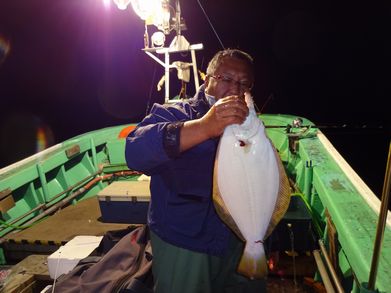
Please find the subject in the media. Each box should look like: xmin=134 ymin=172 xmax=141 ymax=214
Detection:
xmin=200 ymin=95 xmax=249 ymax=138
xmin=179 ymin=95 xmax=249 ymax=153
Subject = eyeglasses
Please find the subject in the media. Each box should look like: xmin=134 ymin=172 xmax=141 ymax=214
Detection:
xmin=210 ymin=74 xmax=253 ymax=91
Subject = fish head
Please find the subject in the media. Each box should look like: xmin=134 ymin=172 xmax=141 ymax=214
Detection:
xmin=230 ymin=93 xmax=263 ymax=141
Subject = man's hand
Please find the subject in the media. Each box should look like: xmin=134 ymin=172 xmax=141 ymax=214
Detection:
xmin=179 ymin=95 xmax=249 ymax=153
xmin=200 ymin=95 xmax=249 ymax=138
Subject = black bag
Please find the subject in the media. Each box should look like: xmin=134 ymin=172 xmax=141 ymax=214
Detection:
xmin=49 ymin=225 xmax=153 ymax=293
xmin=98 ymin=226 xmax=137 ymax=255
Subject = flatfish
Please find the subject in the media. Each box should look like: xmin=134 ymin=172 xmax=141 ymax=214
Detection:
xmin=213 ymin=93 xmax=290 ymax=279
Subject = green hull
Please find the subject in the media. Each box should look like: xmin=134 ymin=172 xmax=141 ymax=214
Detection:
xmin=0 ymin=114 xmax=389 ymax=292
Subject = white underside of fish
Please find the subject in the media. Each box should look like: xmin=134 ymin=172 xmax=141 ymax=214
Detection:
xmin=215 ymin=93 xmax=280 ymax=279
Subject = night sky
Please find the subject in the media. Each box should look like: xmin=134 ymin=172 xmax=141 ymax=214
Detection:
xmin=0 ymin=0 xmax=390 ymax=201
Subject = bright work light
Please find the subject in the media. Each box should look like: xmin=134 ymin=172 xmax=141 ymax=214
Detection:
xmin=111 ymin=0 xmax=203 ymax=102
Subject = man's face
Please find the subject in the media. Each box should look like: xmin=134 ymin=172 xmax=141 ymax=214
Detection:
xmin=205 ymin=57 xmax=254 ymax=100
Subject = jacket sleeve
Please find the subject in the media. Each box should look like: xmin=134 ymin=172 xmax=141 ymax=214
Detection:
xmin=125 ymin=103 xmax=188 ymax=175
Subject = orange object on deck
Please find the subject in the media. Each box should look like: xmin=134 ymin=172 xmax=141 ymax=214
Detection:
xmin=118 ymin=125 xmax=137 ymax=138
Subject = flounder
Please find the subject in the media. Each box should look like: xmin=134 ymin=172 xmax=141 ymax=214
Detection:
xmin=213 ymin=93 xmax=291 ymax=279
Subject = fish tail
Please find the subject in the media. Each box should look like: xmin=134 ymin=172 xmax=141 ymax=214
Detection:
xmin=237 ymin=241 xmax=268 ymax=279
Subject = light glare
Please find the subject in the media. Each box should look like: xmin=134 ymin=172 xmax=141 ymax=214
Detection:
xmin=114 ymin=0 xmax=132 ymax=10
xmin=130 ymin=0 xmax=162 ymax=20
xmin=102 ymin=0 xmax=111 ymax=9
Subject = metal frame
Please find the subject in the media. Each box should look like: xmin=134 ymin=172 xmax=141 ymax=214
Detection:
xmin=144 ymin=43 xmax=203 ymax=103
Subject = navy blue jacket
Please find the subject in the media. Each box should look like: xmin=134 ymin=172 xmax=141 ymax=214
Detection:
xmin=125 ymin=87 xmax=232 ymax=256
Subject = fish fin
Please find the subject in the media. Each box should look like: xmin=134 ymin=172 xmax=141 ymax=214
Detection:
xmin=237 ymin=242 xmax=268 ymax=279
xmin=265 ymin=145 xmax=291 ymax=238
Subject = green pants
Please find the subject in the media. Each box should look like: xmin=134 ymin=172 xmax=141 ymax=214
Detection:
xmin=150 ymin=232 xmax=266 ymax=293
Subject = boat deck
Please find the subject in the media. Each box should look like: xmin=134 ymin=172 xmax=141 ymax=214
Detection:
xmin=1 ymin=197 xmax=130 ymax=263
xmin=0 ymin=195 xmax=319 ymax=292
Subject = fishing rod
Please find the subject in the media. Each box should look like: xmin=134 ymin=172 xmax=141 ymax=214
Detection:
xmin=257 ymin=95 xmax=388 ymax=131
xmin=264 ymin=117 xmax=388 ymax=131
xmin=264 ymin=124 xmax=388 ymax=130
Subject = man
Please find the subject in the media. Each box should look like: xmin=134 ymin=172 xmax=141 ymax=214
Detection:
xmin=125 ymin=49 xmax=266 ymax=292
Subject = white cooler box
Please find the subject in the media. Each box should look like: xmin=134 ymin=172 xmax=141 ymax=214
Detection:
xmin=47 ymin=235 xmax=103 ymax=279
xmin=97 ymin=181 xmax=151 ymax=224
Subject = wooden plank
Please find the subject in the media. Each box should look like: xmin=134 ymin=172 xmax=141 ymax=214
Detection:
xmin=1 ymin=255 xmax=49 ymax=293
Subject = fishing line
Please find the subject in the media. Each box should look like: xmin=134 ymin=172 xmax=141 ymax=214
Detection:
xmin=200 ymin=57 xmax=205 ymax=74
xmin=257 ymin=93 xmax=274 ymax=114
xmin=145 ymin=63 xmax=158 ymax=115
xmin=196 ymin=0 xmax=225 ymax=49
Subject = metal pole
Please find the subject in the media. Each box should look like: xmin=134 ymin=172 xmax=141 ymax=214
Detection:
xmin=319 ymin=240 xmax=345 ymax=293
xmin=164 ymin=51 xmax=169 ymax=102
xmin=190 ymin=48 xmax=199 ymax=91
xmin=313 ymin=249 xmax=336 ymax=293
xmin=368 ymin=142 xmax=391 ymax=290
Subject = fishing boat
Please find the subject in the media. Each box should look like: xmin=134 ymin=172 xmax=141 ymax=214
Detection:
xmin=0 ymin=113 xmax=389 ymax=292
xmin=0 ymin=1 xmax=390 ymax=292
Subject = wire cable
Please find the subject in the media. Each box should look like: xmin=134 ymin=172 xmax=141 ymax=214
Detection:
xmin=196 ymin=0 xmax=225 ymax=49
